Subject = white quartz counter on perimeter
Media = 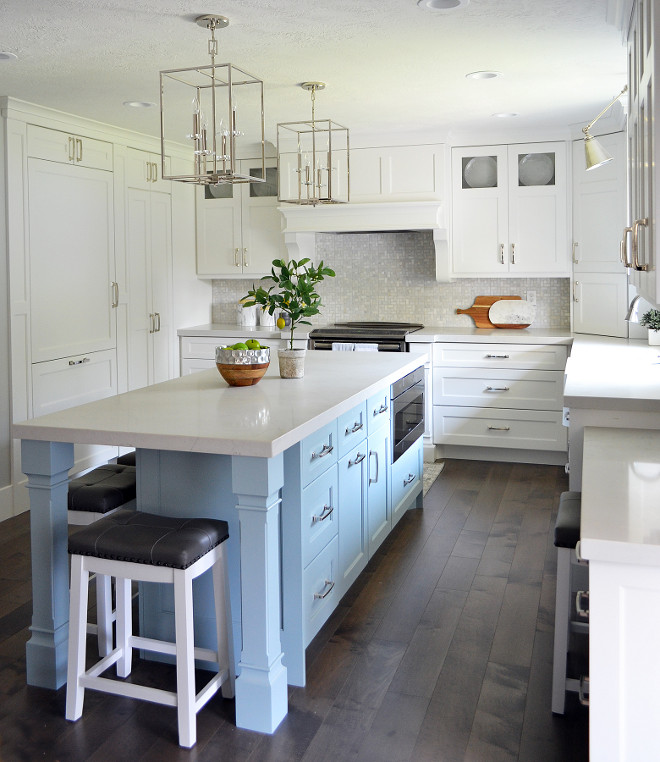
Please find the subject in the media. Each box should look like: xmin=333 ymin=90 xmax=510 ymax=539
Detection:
xmin=13 ymin=351 xmax=423 ymax=458
xmin=407 ymin=326 xmax=573 ymax=344
xmin=177 ymin=322 xmax=313 ymax=342
xmin=580 ymin=425 xmax=660 ymax=761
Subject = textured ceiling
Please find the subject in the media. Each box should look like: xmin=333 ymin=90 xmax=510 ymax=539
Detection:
xmin=0 ymin=0 xmax=627 ymax=145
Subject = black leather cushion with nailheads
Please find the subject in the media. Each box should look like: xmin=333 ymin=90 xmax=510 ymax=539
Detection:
xmin=68 ymin=509 xmax=229 ymax=569
xmin=116 ymin=452 xmax=136 ymax=467
xmin=68 ymin=464 xmax=137 ymax=513
xmin=554 ymin=491 xmax=581 ymax=549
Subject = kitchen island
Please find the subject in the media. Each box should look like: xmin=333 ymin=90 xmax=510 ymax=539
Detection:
xmin=13 ymin=350 xmax=425 ymax=734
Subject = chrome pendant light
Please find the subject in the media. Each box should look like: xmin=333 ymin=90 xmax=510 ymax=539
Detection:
xmin=582 ymin=86 xmax=627 ymax=171
xmin=277 ymin=82 xmax=349 ymax=205
xmin=159 ymin=14 xmax=265 ymax=186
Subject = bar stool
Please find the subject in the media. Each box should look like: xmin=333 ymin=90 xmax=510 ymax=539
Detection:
xmin=68 ymin=463 xmax=137 ymax=656
xmin=65 ymin=508 xmax=234 ymax=748
xmin=552 ymin=491 xmax=589 ymax=714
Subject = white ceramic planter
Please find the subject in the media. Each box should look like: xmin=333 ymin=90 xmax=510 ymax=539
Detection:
xmin=649 ymin=329 xmax=660 ymax=346
xmin=278 ymin=348 xmax=306 ymax=378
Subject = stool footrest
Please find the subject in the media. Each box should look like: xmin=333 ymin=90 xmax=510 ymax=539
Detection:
xmin=81 ymin=674 xmax=178 ymax=708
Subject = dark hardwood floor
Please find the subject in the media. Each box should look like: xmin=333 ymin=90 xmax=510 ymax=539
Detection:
xmin=0 ymin=458 xmax=588 ymax=761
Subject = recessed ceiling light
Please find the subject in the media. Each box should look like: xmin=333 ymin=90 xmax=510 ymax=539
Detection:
xmin=466 ymin=71 xmax=502 ymax=80
xmin=492 ymin=112 xmax=519 ymax=118
xmin=417 ymin=0 xmax=469 ymax=12
xmin=0 ymin=52 xmax=18 ymax=62
xmin=123 ymin=101 xmax=157 ymax=109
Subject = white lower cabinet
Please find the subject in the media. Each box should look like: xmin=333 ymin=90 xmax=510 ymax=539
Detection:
xmin=433 ymin=341 xmax=568 ymax=463
xmin=179 ymin=333 xmax=307 ymax=374
xmin=337 ymin=439 xmax=368 ymax=596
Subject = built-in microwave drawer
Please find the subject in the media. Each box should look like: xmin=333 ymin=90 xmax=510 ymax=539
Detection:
xmin=302 ymin=465 xmax=338 ymax=567
xmin=433 ymin=406 xmax=567 ymax=451
xmin=433 ymin=343 xmax=568 ymax=371
xmin=433 ymin=368 xmax=564 ymax=411
xmin=337 ymin=403 xmax=367 ymax=459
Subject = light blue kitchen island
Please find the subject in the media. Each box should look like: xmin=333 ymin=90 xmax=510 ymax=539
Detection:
xmin=13 ymin=350 xmax=425 ymax=734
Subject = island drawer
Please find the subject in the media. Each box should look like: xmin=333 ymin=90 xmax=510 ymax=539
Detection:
xmin=304 ymin=534 xmax=339 ymax=646
xmin=433 ymin=343 xmax=568 ymax=371
xmin=337 ymin=403 xmax=367 ymax=459
xmin=367 ymin=387 xmax=391 ymax=435
xmin=391 ymin=437 xmax=422 ymax=526
xmin=302 ymin=465 xmax=338 ymax=567
xmin=300 ymin=420 xmax=338 ymax=486
xmin=433 ymin=406 xmax=567 ymax=451
xmin=433 ymin=368 xmax=564 ymax=411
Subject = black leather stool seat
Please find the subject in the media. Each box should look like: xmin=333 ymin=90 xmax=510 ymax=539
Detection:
xmin=554 ymin=491 xmax=582 ymax=549
xmin=116 ymin=452 xmax=136 ymax=467
xmin=68 ymin=509 xmax=230 ymax=570
xmin=68 ymin=464 xmax=137 ymax=514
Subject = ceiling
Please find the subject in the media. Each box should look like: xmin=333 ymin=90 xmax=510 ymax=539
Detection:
xmin=0 ymin=0 xmax=628 ymax=148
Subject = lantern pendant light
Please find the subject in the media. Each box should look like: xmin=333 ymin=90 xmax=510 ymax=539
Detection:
xmin=277 ymin=82 xmax=350 ymax=205
xmin=159 ymin=14 xmax=266 ymax=186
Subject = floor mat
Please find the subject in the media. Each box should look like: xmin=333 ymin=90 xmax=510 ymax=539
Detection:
xmin=423 ymin=461 xmax=445 ymax=496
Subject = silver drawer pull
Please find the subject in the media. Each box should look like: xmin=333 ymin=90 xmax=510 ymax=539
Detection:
xmin=345 ymin=422 xmax=364 ymax=435
xmin=403 ymin=473 xmax=415 ymax=487
xmin=311 ymin=444 xmax=333 ymax=460
xmin=578 ymin=676 xmax=590 ymax=707
xmin=313 ymin=579 xmax=335 ymax=600
xmin=576 ymin=590 xmax=589 ymax=618
xmin=312 ymin=505 xmax=334 ymax=524
xmin=68 ymin=357 xmax=90 ymax=366
xmin=373 ymin=403 xmax=388 ymax=416
xmin=348 ymin=452 xmax=366 ymax=467
xmin=487 ymin=425 xmax=510 ymax=431
xmin=485 ymin=386 xmax=510 ymax=392
xmin=485 ymin=354 xmax=510 ymax=359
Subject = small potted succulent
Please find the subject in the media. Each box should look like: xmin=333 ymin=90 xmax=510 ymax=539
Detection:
xmin=640 ymin=308 xmax=660 ymax=345
xmin=242 ymin=258 xmax=335 ymax=378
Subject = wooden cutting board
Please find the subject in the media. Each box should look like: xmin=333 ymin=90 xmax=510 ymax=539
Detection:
xmin=456 ymin=295 xmax=522 ymax=328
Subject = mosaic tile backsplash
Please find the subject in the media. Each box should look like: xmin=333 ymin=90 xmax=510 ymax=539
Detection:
xmin=211 ymin=231 xmax=570 ymax=329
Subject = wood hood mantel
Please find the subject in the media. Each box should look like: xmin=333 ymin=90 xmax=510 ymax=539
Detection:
xmin=279 ymin=202 xmax=450 ymax=281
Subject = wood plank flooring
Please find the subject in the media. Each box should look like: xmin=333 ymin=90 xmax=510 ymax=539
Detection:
xmin=0 ymin=458 xmax=588 ymax=761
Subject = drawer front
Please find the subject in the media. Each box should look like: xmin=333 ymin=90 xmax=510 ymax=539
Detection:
xmin=180 ymin=336 xmax=222 ymax=360
xmin=180 ymin=358 xmax=215 ymax=375
xmin=337 ymin=403 xmax=367 ymax=458
xmin=304 ymin=534 xmax=339 ymax=645
xmin=433 ymin=368 xmax=564 ymax=411
xmin=300 ymin=420 xmax=338 ymax=486
xmin=391 ymin=437 xmax=422 ymax=521
xmin=302 ymin=465 xmax=338 ymax=567
xmin=433 ymin=342 xmax=568 ymax=370
xmin=433 ymin=405 xmax=567 ymax=451
xmin=367 ymin=387 xmax=391 ymax=435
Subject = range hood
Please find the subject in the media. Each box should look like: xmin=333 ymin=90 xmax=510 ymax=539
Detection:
xmin=279 ymin=202 xmax=450 ymax=281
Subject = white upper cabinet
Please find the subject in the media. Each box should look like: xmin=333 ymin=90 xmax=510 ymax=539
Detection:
xmin=27 ymin=123 xmax=113 ymax=171
xmin=196 ymin=157 xmax=285 ymax=279
xmin=626 ymin=0 xmax=660 ymax=305
xmin=125 ymin=147 xmax=171 ymax=193
xmin=451 ymin=142 xmax=569 ymax=277
xmin=350 ymin=144 xmax=445 ymax=202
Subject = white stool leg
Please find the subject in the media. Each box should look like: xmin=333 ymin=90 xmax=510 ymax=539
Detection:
xmin=66 ymin=555 xmax=90 ymax=722
xmin=95 ymin=573 xmax=113 ymax=657
xmin=174 ymin=568 xmax=196 ymax=748
xmin=552 ymin=546 xmax=571 ymax=714
xmin=115 ymin=576 xmax=133 ymax=677
xmin=212 ymin=545 xmax=235 ymax=699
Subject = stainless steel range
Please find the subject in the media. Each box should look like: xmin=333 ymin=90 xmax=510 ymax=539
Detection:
xmin=308 ymin=321 xmax=424 ymax=352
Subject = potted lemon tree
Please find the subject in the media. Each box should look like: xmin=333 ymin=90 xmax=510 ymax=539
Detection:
xmin=242 ymin=258 xmax=335 ymax=378
xmin=640 ymin=308 xmax=660 ymax=345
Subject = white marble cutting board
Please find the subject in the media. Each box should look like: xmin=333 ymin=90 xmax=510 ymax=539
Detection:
xmin=488 ymin=299 xmax=536 ymax=327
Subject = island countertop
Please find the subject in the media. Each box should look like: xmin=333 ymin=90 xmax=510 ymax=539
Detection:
xmin=12 ymin=350 xmax=425 ymax=458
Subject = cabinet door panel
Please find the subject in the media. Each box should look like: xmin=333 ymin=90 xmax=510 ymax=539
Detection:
xmin=367 ymin=426 xmax=389 ymax=556
xmin=28 ymin=158 xmax=115 ymax=362
xmin=508 ymin=193 xmax=563 ymax=272
xmin=337 ymin=444 xmax=367 ymax=595
xmin=349 ymin=148 xmax=383 ymax=199
xmin=126 ymin=188 xmax=151 ymax=390
xmin=149 ymin=191 xmax=173 ymax=385
xmin=196 ymin=189 xmax=240 ymax=276
xmin=572 ymin=274 xmax=628 ymax=338
xmin=241 ymin=204 xmax=286 ymax=275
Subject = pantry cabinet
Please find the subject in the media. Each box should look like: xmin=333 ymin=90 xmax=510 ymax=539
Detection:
xmin=124 ymin=147 xmax=173 ymax=390
xmin=26 ymin=123 xmax=113 ymax=170
xmin=626 ymin=0 xmax=660 ymax=305
xmin=451 ymin=142 xmax=569 ymax=277
xmin=196 ymin=157 xmax=285 ymax=278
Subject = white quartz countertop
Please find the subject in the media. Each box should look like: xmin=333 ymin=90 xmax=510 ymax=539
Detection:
xmin=581 ymin=426 xmax=660 ymax=566
xmin=564 ymin=335 xmax=660 ymax=412
xmin=177 ymin=323 xmax=313 ymax=341
xmin=12 ymin=351 xmax=423 ymax=458
xmin=407 ymin=326 xmax=573 ymax=344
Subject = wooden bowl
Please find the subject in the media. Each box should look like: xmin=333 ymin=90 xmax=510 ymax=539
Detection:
xmin=216 ymin=361 xmax=270 ymax=386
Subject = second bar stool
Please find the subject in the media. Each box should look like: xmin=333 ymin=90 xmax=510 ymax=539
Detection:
xmin=65 ymin=508 xmax=234 ymax=748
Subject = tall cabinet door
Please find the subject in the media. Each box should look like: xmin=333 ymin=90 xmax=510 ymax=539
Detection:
xmin=149 ymin=190 xmax=173 ymax=385
xmin=27 ymin=158 xmax=115 ymax=362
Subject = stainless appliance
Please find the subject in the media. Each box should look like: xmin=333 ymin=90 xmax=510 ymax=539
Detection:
xmin=391 ymin=366 xmax=424 ymax=462
xmin=308 ymin=321 xmax=424 ymax=352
